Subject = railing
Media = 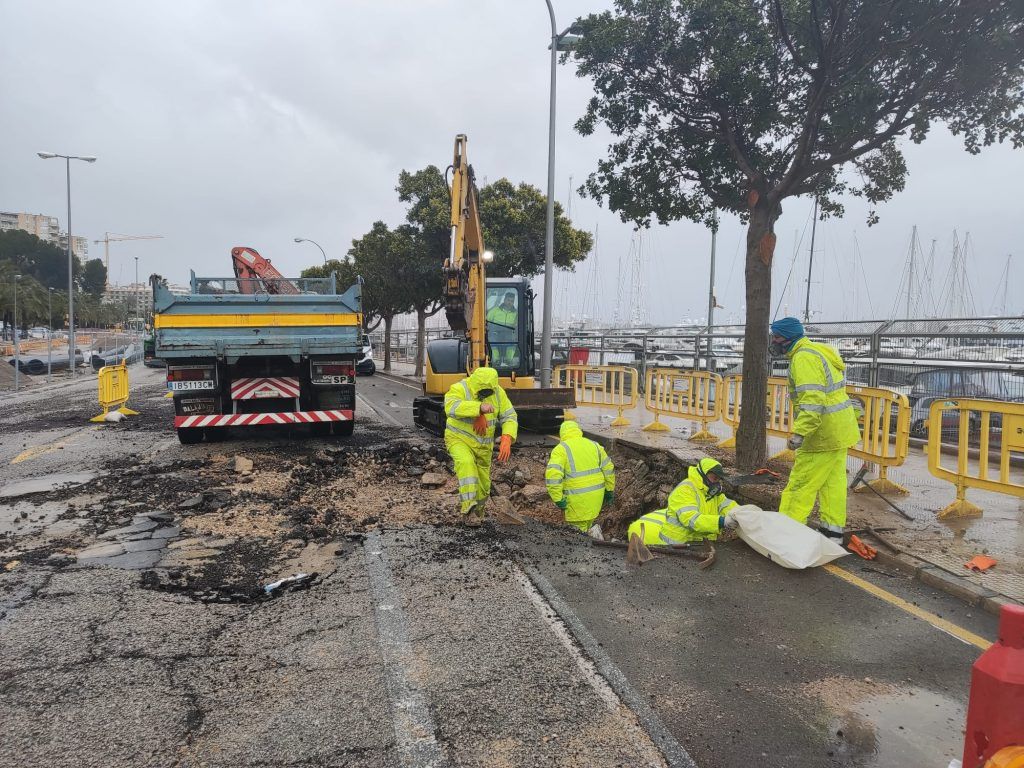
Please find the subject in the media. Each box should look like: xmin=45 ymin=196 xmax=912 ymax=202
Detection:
xmin=927 ymin=398 xmax=1024 ymax=519
xmin=554 ymin=365 xmax=639 ymax=426
xmin=643 ymin=369 xmax=721 ymax=441
xmin=719 ymin=374 xmax=795 ymax=459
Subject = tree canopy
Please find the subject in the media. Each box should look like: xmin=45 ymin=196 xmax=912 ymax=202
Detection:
xmin=0 ymin=230 xmax=82 ymax=290
xmin=82 ymin=259 xmax=107 ymax=297
xmin=571 ymin=0 xmax=1024 ymax=468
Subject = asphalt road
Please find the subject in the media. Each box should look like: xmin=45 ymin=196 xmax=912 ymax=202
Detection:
xmin=0 ymin=366 xmax=1000 ymax=767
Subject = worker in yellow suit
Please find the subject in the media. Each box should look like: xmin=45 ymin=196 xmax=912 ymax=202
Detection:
xmin=627 ymin=457 xmax=739 ymax=546
xmin=545 ymin=421 xmax=615 ymax=539
xmin=486 ymin=291 xmax=519 ymax=368
xmin=444 ymin=366 xmax=518 ymax=526
xmin=770 ymin=317 xmax=861 ymax=539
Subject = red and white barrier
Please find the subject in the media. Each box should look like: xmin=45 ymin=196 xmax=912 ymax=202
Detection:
xmin=174 ymin=409 xmax=352 ymax=428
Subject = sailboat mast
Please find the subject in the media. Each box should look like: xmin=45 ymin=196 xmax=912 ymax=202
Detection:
xmin=803 ymin=198 xmax=818 ymax=323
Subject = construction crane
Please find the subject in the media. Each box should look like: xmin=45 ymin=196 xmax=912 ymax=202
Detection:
xmin=93 ymin=232 xmax=163 ymax=285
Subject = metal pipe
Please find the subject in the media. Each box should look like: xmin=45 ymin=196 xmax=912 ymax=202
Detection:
xmin=13 ymin=275 xmax=19 ymax=392
xmin=66 ymin=156 xmax=75 ymax=377
xmin=803 ymin=198 xmax=818 ymax=324
xmin=540 ymin=0 xmax=558 ymax=388
xmin=706 ymin=211 xmax=718 ymax=371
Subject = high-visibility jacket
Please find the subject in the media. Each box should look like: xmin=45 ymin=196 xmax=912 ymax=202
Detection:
xmin=486 ymin=305 xmax=517 ymax=328
xmin=443 ymin=366 xmax=518 ymax=449
xmin=629 ymin=459 xmax=736 ymax=545
xmin=786 ymin=337 xmax=861 ymax=452
xmin=545 ymin=421 xmax=615 ymax=524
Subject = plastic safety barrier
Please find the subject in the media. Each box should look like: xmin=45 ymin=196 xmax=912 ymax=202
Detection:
xmin=90 ymin=363 xmax=139 ymax=423
xmin=643 ymin=369 xmax=721 ymax=441
xmin=554 ymin=364 xmax=638 ymax=426
xmin=846 ymin=384 xmax=911 ymax=495
xmin=927 ymin=398 xmax=1024 ymax=519
xmin=718 ymin=375 xmax=795 ymax=460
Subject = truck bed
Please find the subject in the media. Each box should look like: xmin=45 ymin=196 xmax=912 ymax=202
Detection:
xmin=154 ymin=273 xmax=362 ymax=362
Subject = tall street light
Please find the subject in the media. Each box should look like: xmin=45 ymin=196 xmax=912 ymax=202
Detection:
xmin=13 ymin=274 xmax=20 ymax=392
xmin=47 ymin=287 xmax=53 ymax=382
xmin=540 ymin=2 xmax=582 ymax=388
xmin=294 ymin=237 xmax=327 ymax=264
xmin=38 ymin=151 xmax=97 ymax=377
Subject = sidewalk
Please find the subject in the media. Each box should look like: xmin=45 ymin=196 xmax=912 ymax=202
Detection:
xmin=571 ymin=399 xmax=1024 ymax=613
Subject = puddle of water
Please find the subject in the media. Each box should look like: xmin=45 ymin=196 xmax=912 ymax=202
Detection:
xmin=830 ymin=686 xmax=965 ymax=766
xmin=0 ymin=471 xmax=98 ymax=499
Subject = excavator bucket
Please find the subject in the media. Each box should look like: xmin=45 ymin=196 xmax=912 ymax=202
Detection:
xmin=504 ymin=387 xmax=576 ymax=411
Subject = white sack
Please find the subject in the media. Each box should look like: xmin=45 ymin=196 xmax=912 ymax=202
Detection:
xmin=732 ymin=505 xmax=848 ymax=569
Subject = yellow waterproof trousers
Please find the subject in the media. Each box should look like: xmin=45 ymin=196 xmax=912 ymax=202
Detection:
xmin=446 ymin=438 xmax=492 ymax=515
xmin=779 ymin=448 xmax=848 ymax=535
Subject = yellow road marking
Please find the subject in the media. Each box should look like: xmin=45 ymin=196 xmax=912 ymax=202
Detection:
xmin=10 ymin=427 xmax=99 ymax=465
xmin=824 ymin=563 xmax=992 ymax=650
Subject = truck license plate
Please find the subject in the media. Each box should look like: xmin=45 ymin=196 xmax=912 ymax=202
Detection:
xmin=169 ymin=380 xmax=215 ymax=391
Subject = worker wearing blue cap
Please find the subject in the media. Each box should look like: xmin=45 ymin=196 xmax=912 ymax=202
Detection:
xmin=769 ymin=317 xmax=861 ymax=539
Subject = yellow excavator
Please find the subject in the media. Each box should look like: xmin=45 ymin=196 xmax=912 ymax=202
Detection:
xmin=412 ymin=134 xmax=575 ymax=434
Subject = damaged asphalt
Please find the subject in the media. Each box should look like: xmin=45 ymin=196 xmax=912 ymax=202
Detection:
xmin=0 ymin=367 xmax=1003 ymax=767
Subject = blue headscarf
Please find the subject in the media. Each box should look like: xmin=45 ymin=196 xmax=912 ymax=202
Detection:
xmin=770 ymin=317 xmax=804 ymax=341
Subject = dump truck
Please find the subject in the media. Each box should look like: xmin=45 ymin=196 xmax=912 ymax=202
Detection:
xmin=153 ymin=261 xmax=363 ymax=444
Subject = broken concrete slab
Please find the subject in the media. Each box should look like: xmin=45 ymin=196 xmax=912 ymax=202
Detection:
xmin=99 ymin=520 xmax=159 ymax=539
xmin=0 ymin=472 xmax=98 ymax=499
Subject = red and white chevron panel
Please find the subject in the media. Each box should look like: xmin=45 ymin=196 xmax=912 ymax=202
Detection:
xmin=230 ymin=377 xmax=301 ymax=400
xmin=174 ymin=410 xmax=352 ymax=428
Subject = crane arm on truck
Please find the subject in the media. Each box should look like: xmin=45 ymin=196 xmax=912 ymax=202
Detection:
xmin=231 ymin=246 xmax=300 ymax=295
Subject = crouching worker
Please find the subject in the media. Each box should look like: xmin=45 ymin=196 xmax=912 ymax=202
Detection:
xmin=444 ymin=366 xmax=518 ymax=527
xmin=545 ymin=421 xmax=615 ymax=539
xmin=626 ymin=458 xmax=738 ymax=560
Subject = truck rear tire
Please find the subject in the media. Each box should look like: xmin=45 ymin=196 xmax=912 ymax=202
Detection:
xmin=177 ymin=427 xmax=203 ymax=445
xmin=310 ymin=422 xmax=331 ymax=437
xmin=332 ymin=420 xmax=354 ymax=437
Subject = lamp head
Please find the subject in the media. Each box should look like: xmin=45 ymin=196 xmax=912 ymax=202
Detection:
xmin=37 ymin=152 xmax=57 ymax=159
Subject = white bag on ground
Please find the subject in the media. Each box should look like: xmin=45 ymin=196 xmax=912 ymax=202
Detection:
xmin=731 ymin=505 xmax=848 ymax=569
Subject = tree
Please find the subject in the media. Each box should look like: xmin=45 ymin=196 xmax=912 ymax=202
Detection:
xmin=0 ymin=230 xmax=81 ymax=290
xmin=571 ymin=0 xmax=1024 ymax=469
xmin=82 ymin=259 xmax=107 ymax=297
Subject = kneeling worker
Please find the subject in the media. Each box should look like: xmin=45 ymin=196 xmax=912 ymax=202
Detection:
xmin=627 ymin=458 xmax=739 ymax=548
xmin=545 ymin=421 xmax=615 ymax=538
xmin=769 ymin=317 xmax=861 ymax=539
xmin=444 ymin=366 xmax=517 ymax=526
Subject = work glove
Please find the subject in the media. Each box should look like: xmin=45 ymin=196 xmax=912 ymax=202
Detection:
xmin=497 ymin=433 xmax=512 ymax=462
xmin=722 ymin=511 xmax=739 ymax=530
xmin=555 ymin=498 xmax=568 ymax=511
xmin=602 ymin=490 xmax=614 ymax=508
xmin=786 ymin=434 xmax=804 ymax=451
xmin=473 ymin=413 xmax=489 ymax=436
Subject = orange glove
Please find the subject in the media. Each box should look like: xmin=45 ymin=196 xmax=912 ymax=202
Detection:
xmin=847 ymin=535 xmax=877 ymax=560
xmin=497 ymin=433 xmax=512 ymax=462
xmin=473 ymin=413 xmax=488 ymax=435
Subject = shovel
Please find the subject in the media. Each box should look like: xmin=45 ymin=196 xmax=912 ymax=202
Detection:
xmin=485 ymin=498 xmax=526 ymax=526
xmin=625 ymin=523 xmax=655 ymax=565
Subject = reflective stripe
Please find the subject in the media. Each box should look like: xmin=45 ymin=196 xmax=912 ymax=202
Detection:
xmin=546 ymin=463 xmax=562 ymax=471
xmin=798 ymin=403 xmax=826 ymax=414
xmin=567 ymin=466 xmax=603 ymax=480
xmin=819 ymin=522 xmax=844 ymax=533
xmin=600 ymin=458 xmax=612 ymax=469
xmin=640 ymin=513 xmax=666 ymax=525
xmin=461 ymin=381 xmax=471 ymax=398
xmin=559 ymin=442 xmax=577 ymax=473
xmin=459 ymin=491 xmax=477 ymax=502
xmin=793 ymin=383 xmax=826 ymax=393
xmin=792 ymin=346 xmax=846 ymax=393
xmin=564 ymin=482 xmax=606 ymax=496
xmin=823 ymin=399 xmax=854 ymax=414
xmin=448 ymin=401 xmax=461 ymax=417
xmin=545 ymin=478 xmax=561 ymax=486
xmin=445 ymin=421 xmax=494 ymax=444
xmin=659 ymin=529 xmax=686 ymax=546
xmin=459 ymin=476 xmax=478 ymax=488
xmin=717 ymin=496 xmax=732 ymax=511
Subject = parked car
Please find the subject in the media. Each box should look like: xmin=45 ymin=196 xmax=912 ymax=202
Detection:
xmin=356 ymin=334 xmax=375 ymax=376
xmin=904 ymin=368 xmax=1024 ymax=436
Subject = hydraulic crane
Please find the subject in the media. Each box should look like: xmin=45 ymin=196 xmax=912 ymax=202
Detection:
xmin=413 ymin=134 xmax=574 ymax=434
xmin=230 ymin=246 xmax=300 ymax=295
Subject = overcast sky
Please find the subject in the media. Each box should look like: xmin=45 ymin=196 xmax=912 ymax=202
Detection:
xmin=2 ymin=0 xmax=1021 ymax=329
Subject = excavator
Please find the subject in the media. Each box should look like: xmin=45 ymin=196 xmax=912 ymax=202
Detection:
xmin=412 ymin=134 xmax=575 ymax=434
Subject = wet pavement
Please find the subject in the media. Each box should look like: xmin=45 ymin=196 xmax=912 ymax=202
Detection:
xmin=0 ymin=364 xmax=1006 ymax=767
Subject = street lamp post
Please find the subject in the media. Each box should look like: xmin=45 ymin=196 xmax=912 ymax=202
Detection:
xmin=540 ymin=3 xmax=582 ymax=388
xmin=48 ymin=288 xmax=53 ymax=382
xmin=294 ymin=237 xmax=327 ymax=264
xmin=37 ymin=152 xmax=96 ymax=377
xmin=13 ymin=275 xmax=20 ymax=392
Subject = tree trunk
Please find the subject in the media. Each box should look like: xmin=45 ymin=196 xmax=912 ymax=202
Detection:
xmin=736 ymin=202 xmax=781 ymax=471
xmin=382 ymin=313 xmax=394 ymax=372
xmin=414 ymin=306 xmax=427 ymax=378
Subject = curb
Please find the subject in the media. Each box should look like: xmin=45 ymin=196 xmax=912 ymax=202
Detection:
xmin=583 ymin=425 xmax=1023 ymax=616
